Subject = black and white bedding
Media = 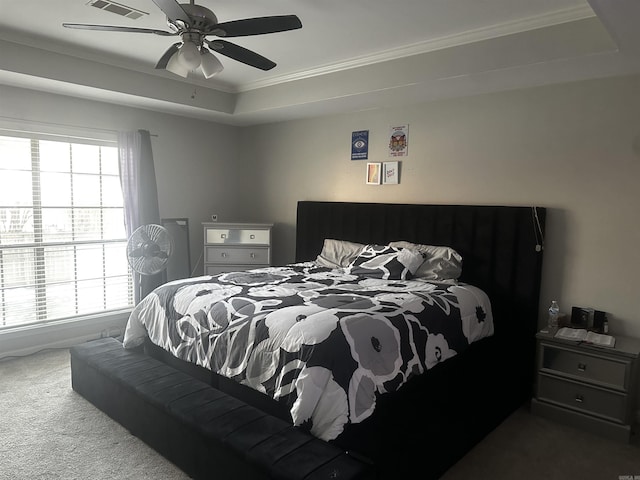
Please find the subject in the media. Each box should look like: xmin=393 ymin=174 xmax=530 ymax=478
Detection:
xmin=123 ymin=262 xmax=493 ymax=441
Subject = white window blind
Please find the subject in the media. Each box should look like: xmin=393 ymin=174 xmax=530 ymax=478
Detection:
xmin=0 ymin=133 xmax=134 ymax=329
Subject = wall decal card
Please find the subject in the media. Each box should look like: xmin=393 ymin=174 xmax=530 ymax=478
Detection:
xmin=383 ymin=161 xmax=399 ymax=184
xmin=351 ymin=130 xmax=369 ymax=160
xmin=388 ymin=124 xmax=409 ymax=157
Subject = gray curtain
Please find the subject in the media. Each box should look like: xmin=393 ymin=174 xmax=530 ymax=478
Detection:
xmin=118 ymin=130 xmax=163 ymax=303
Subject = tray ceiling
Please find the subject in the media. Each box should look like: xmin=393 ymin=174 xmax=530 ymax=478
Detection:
xmin=1 ymin=0 xmax=639 ymax=125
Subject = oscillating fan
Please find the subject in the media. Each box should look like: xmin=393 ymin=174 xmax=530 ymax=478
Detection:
xmin=126 ymin=224 xmax=173 ymax=300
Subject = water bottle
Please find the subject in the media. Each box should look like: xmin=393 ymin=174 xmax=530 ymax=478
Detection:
xmin=548 ymin=300 xmax=560 ymax=329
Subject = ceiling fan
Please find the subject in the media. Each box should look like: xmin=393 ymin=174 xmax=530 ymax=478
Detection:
xmin=63 ymin=0 xmax=302 ymax=79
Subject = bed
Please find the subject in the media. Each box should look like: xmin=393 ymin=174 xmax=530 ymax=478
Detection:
xmin=122 ymin=201 xmax=546 ymax=479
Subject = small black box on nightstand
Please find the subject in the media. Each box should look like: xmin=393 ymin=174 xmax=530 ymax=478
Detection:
xmin=571 ymin=306 xmax=607 ymax=332
xmin=592 ymin=310 xmax=607 ymax=332
xmin=571 ymin=306 xmax=593 ymax=328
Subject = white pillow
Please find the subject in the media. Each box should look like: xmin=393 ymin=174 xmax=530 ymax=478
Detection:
xmin=388 ymin=241 xmax=462 ymax=281
xmin=315 ymin=239 xmax=365 ymax=268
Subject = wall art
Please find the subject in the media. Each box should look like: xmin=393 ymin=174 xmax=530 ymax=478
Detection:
xmin=383 ymin=161 xmax=399 ymax=184
xmin=366 ymin=162 xmax=381 ymax=185
xmin=388 ymin=124 xmax=409 ymax=157
xmin=351 ymin=130 xmax=369 ymax=160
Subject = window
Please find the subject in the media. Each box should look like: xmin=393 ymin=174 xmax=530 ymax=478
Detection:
xmin=0 ymin=133 xmax=133 ymax=329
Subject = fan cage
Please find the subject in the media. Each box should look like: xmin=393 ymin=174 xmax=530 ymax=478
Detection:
xmin=126 ymin=224 xmax=173 ymax=275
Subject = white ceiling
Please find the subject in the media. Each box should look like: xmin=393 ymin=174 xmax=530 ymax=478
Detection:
xmin=1 ymin=0 xmax=639 ymax=126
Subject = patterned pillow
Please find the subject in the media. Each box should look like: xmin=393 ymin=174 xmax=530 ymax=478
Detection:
xmin=347 ymin=244 xmax=425 ymax=280
xmin=388 ymin=241 xmax=462 ymax=281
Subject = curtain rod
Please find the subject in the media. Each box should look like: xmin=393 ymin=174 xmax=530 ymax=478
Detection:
xmin=0 ymin=116 xmax=158 ymax=138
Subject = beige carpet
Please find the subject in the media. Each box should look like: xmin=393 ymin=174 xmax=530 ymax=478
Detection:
xmin=442 ymin=404 xmax=640 ymax=480
xmin=0 ymin=347 xmax=189 ymax=480
xmin=1 ymin=347 xmax=639 ymax=479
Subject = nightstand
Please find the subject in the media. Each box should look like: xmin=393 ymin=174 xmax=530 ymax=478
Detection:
xmin=531 ymin=329 xmax=640 ymax=442
xmin=202 ymin=222 xmax=273 ymax=275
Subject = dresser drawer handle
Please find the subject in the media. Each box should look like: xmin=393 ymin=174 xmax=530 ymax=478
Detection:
xmin=221 ymin=252 xmax=227 ymax=258
xmin=250 ymin=234 xmax=256 ymax=239
xmin=250 ymin=253 xmax=256 ymax=258
xmin=221 ymin=234 xmax=227 ymax=239
xmin=577 ymin=363 xmax=587 ymax=372
xmin=575 ymin=394 xmax=584 ymax=403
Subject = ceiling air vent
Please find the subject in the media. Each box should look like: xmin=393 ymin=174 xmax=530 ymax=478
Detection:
xmin=87 ymin=0 xmax=149 ymax=20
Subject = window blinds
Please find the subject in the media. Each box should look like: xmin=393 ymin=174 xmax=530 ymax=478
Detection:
xmin=0 ymin=133 xmax=133 ymax=329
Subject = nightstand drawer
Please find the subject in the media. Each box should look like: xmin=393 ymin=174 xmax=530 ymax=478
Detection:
xmin=540 ymin=343 xmax=629 ymax=390
xmin=205 ymin=246 xmax=269 ymax=265
xmin=205 ymin=228 xmax=269 ymax=245
xmin=537 ymin=374 xmax=627 ymax=423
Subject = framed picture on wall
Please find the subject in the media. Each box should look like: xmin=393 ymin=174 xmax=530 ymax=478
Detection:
xmin=388 ymin=124 xmax=409 ymax=157
xmin=351 ymin=130 xmax=369 ymax=160
xmin=366 ymin=162 xmax=381 ymax=184
xmin=383 ymin=161 xmax=399 ymax=184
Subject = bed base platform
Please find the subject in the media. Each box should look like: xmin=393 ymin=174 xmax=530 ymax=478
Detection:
xmin=70 ymin=337 xmax=372 ymax=480
xmin=75 ymin=202 xmax=545 ymax=479
xmin=145 ymin=329 xmax=512 ymax=479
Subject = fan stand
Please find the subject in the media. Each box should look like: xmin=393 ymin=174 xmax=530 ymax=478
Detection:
xmin=135 ymin=271 xmax=161 ymax=304
xmin=136 ymin=271 xmax=143 ymax=304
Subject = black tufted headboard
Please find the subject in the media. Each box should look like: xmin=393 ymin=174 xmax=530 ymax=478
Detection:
xmin=295 ymin=201 xmax=546 ymax=382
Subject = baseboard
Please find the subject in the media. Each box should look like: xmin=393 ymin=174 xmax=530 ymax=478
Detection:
xmin=0 ymin=310 xmax=130 ymax=360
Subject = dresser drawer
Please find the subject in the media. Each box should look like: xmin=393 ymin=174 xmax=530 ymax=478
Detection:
xmin=205 ymin=264 xmax=268 ymax=275
xmin=537 ymin=374 xmax=628 ymax=423
xmin=205 ymin=246 xmax=269 ymax=265
xmin=540 ymin=343 xmax=629 ymax=390
xmin=205 ymin=227 xmax=270 ymax=245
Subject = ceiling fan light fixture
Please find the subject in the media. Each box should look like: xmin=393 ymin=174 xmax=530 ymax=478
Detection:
xmin=176 ymin=40 xmax=202 ymax=70
xmin=165 ymin=50 xmax=189 ymax=77
xmin=62 ymin=2 xmax=303 ymax=77
xmin=200 ymin=50 xmax=224 ymax=78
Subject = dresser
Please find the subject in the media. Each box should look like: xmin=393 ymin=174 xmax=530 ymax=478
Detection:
xmin=531 ymin=329 xmax=640 ymax=442
xmin=202 ymin=222 xmax=273 ymax=275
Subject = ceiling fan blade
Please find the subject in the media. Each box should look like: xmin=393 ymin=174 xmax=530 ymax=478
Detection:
xmin=209 ymin=15 xmax=302 ymax=37
xmin=152 ymin=0 xmax=191 ymax=27
xmin=63 ymin=23 xmax=175 ymax=36
xmin=155 ymin=43 xmax=181 ymax=69
xmin=207 ymin=40 xmax=276 ymax=71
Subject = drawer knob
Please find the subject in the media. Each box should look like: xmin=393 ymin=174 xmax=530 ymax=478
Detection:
xmin=250 ymin=253 xmax=256 ymax=258
xmin=575 ymin=394 xmax=584 ymax=403
xmin=577 ymin=363 xmax=587 ymax=372
xmin=250 ymin=234 xmax=255 ymax=239
xmin=221 ymin=252 xmax=227 ymax=258
xmin=221 ymin=234 xmax=227 ymax=239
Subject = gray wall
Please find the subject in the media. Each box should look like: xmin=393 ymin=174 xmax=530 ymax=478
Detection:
xmin=240 ymin=74 xmax=640 ymax=338
xmin=3 ymin=74 xmax=639 ymax=340
xmin=0 ymin=84 xmax=242 ymax=277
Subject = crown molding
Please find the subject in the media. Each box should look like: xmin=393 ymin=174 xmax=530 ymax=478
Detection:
xmin=237 ymin=4 xmax=596 ymax=93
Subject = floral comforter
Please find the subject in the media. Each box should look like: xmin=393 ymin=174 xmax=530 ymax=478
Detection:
xmin=123 ymin=262 xmax=493 ymax=441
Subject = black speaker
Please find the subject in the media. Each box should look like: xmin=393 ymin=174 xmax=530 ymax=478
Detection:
xmin=593 ymin=310 xmax=607 ymax=333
